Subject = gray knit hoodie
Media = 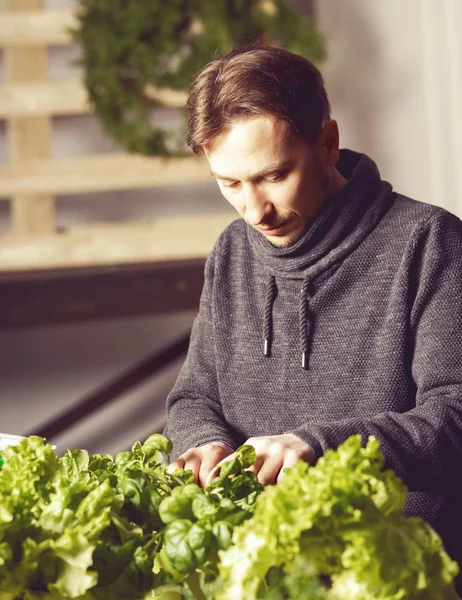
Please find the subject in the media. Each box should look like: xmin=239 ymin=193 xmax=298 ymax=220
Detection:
xmin=165 ymin=149 xmax=462 ymax=572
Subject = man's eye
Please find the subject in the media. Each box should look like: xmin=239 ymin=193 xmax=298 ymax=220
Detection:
xmin=267 ymin=173 xmax=286 ymax=183
xmin=222 ymin=181 xmax=239 ymax=189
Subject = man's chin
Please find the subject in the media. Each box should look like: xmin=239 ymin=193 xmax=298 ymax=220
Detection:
xmin=266 ymin=230 xmax=302 ymax=248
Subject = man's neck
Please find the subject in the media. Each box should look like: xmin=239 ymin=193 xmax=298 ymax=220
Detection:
xmin=331 ymin=167 xmax=349 ymax=196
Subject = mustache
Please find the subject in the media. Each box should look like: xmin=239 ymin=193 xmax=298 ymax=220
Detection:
xmin=258 ymin=216 xmax=292 ymax=229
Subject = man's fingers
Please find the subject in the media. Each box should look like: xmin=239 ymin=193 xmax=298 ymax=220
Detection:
xmin=202 ymin=458 xmax=227 ymax=487
xmin=253 ymin=450 xmax=298 ymax=485
xmin=170 ymin=441 xmax=301 ymax=488
xmin=255 ymin=454 xmax=283 ymax=486
xmin=204 ymin=448 xmax=240 ymax=487
xmin=246 ymin=454 xmax=264 ymax=476
xmin=276 ymin=450 xmax=300 ymax=483
xmin=200 ymin=445 xmax=234 ymax=487
xmin=167 ymin=457 xmax=185 ymax=473
xmin=184 ymin=457 xmax=201 ymax=483
xmin=276 ymin=467 xmax=289 ymax=484
xmin=168 ymin=442 xmax=235 ymax=487
xmin=200 ymin=455 xmax=224 ymax=487
xmin=242 ymin=434 xmax=314 ymax=485
xmin=167 ymin=455 xmax=201 ymax=482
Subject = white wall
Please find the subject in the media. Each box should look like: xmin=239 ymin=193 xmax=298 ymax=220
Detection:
xmin=0 ymin=0 xmax=460 ymax=457
xmin=316 ymin=0 xmax=462 ymax=215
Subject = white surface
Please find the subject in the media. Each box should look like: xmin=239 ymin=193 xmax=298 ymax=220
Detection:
xmin=0 ymin=433 xmax=24 ymax=451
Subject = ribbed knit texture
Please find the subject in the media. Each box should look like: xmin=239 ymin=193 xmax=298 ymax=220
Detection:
xmin=164 ymin=150 xmax=462 ymax=577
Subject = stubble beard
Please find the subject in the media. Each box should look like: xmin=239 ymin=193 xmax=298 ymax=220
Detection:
xmin=265 ymin=226 xmax=304 ymax=248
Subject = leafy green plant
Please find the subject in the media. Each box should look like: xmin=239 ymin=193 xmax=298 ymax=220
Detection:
xmin=0 ymin=434 xmax=260 ymax=599
xmin=71 ymin=0 xmax=325 ymax=155
xmin=0 ymin=434 xmax=459 ymax=599
xmin=216 ymin=435 xmax=460 ymax=600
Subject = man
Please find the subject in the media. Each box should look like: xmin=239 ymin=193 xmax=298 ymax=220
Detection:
xmin=164 ymin=45 xmax=462 ymax=578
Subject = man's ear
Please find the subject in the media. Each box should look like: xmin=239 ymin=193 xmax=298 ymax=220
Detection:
xmin=318 ymin=119 xmax=340 ymax=167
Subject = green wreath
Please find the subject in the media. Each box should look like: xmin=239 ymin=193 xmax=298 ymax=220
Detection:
xmin=72 ymin=0 xmax=326 ymax=156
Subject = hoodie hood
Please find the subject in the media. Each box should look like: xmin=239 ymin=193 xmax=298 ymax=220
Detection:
xmin=248 ymin=149 xmax=395 ymax=367
xmin=247 ymin=149 xmax=395 ymax=279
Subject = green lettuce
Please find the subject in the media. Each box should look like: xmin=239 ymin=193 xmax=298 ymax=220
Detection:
xmin=159 ymin=445 xmax=262 ymax=582
xmin=0 ymin=435 xmax=260 ymax=599
xmin=0 ymin=433 xmax=459 ymax=599
xmin=0 ymin=434 xmax=192 ymax=599
xmin=216 ymin=435 xmax=460 ymax=600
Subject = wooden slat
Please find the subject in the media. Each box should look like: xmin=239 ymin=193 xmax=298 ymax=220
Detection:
xmin=7 ymin=119 xmax=55 ymax=233
xmin=0 ymin=79 xmax=187 ymax=118
xmin=10 ymin=194 xmax=56 ymax=236
xmin=143 ymin=84 xmax=187 ymax=108
xmin=5 ymin=0 xmax=44 ymax=12
xmin=0 ymin=214 xmax=237 ymax=272
xmin=0 ymin=153 xmax=212 ymax=197
xmin=5 ymin=0 xmax=56 ymax=236
xmin=5 ymin=46 xmax=48 ymax=82
xmin=7 ymin=116 xmax=50 ymax=161
xmin=0 ymin=79 xmax=89 ymax=118
xmin=0 ymin=10 xmax=77 ymax=47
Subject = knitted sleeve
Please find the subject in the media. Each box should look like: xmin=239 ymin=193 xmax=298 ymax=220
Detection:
xmin=164 ymin=243 xmax=238 ymax=460
xmin=290 ymin=211 xmax=462 ymax=493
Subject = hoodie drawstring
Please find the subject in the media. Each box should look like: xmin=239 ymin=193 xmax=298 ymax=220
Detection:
xmin=299 ymin=277 xmax=311 ymax=369
xmin=263 ymin=275 xmax=276 ymax=357
xmin=263 ymin=275 xmax=312 ymax=369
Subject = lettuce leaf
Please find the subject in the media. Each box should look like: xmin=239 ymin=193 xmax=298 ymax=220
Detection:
xmin=0 ymin=434 xmax=196 ymax=599
xmin=216 ymin=435 xmax=460 ymax=600
xmin=1 ymin=433 xmax=458 ymax=599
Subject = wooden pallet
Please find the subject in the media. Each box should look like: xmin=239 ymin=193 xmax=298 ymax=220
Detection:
xmin=0 ymin=1 xmax=234 ymax=270
xmin=0 ymin=2 xmax=235 ymax=326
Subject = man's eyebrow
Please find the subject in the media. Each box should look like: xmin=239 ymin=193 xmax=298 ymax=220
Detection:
xmin=210 ymin=161 xmax=292 ymax=182
xmin=209 ymin=170 xmax=235 ymax=181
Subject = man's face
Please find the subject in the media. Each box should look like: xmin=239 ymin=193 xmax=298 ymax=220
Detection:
xmin=206 ymin=115 xmax=328 ymax=248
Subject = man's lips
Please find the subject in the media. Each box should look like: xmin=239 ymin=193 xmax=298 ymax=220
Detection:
xmin=257 ymin=220 xmax=290 ymax=235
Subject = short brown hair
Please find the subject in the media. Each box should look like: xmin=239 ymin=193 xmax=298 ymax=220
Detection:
xmin=186 ymin=45 xmax=331 ymax=154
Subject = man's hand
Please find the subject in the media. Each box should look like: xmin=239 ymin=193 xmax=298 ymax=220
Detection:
xmin=216 ymin=433 xmax=314 ymax=486
xmin=167 ymin=441 xmax=234 ymax=488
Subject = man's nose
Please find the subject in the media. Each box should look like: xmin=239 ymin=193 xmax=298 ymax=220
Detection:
xmin=243 ymin=185 xmax=271 ymax=225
